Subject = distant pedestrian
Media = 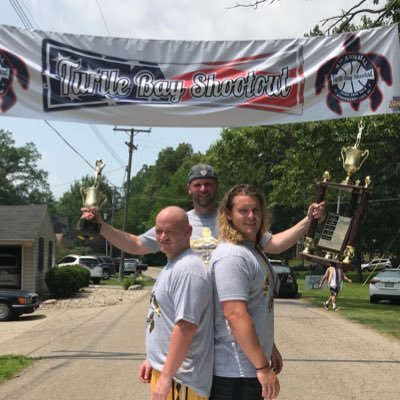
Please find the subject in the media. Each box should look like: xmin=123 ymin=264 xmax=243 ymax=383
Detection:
xmin=319 ymin=263 xmax=352 ymax=311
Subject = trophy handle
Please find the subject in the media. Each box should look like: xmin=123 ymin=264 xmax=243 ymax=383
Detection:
xmin=340 ymin=147 xmax=347 ymax=168
xmin=99 ymin=194 xmax=107 ymax=209
xmin=80 ymin=187 xmax=87 ymax=204
xmin=359 ymin=149 xmax=369 ymax=168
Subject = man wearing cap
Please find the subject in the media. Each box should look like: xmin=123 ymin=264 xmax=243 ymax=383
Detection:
xmin=81 ymin=163 xmax=219 ymax=263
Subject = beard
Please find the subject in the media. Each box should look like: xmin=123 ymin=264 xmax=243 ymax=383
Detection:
xmin=192 ymin=192 xmax=216 ymax=209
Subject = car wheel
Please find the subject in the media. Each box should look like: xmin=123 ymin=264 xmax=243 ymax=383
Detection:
xmin=363 ymin=268 xmax=369 ymax=272
xmin=370 ymin=296 xmax=379 ymax=304
xmin=0 ymin=302 xmax=15 ymax=321
xmin=91 ymin=277 xmax=101 ymax=284
xmin=102 ymin=270 xmax=111 ymax=280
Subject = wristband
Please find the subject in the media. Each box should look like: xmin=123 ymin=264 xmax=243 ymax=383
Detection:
xmin=255 ymin=363 xmax=270 ymax=371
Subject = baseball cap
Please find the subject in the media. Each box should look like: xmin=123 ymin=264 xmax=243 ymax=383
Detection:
xmin=188 ymin=164 xmax=218 ymax=183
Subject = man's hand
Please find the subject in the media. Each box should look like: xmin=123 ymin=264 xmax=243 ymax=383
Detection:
xmin=151 ymin=372 xmax=172 ymax=400
xmin=80 ymin=206 xmax=103 ymax=223
xmin=308 ymin=201 xmax=327 ymax=224
xmin=270 ymin=345 xmax=283 ymax=374
xmin=138 ymin=359 xmax=152 ymax=384
xmin=256 ymin=367 xmax=280 ymax=400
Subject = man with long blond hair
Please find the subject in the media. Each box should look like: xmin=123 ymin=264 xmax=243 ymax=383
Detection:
xmin=210 ymin=184 xmax=325 ymax=400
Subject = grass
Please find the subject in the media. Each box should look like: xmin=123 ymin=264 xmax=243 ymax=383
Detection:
xmin=98 ymin=273 xmax=155 ymax=287
xmin=0 ymin=355 xmax=36 ymax=384
xmin=296 ymin=270 xmax=400 ymax=340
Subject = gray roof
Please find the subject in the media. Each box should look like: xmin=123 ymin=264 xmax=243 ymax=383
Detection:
xmin=0 ymin=205 xmax=49 ymax=240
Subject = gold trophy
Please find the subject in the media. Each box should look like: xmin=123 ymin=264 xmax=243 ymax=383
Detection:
xmin=341 ymin=119 xmax=369 ymax=184
xmin=76 ymin=159 xmax=107 ymax=241
xmin=302 ymin=119 xmax=371 ymax=269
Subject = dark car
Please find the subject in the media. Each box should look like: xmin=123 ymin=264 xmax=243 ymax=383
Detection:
xmin=0 ymin=289 xmax=40 ymax=321
xmin=271 ymin=263 xmax=298 ymax=298
xmin=95 ymin=255 xmax=115 ymax=279
xmin=124 ymin=258 xmax=148 ymax=275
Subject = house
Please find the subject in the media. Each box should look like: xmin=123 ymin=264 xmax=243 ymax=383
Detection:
xmin=0 ymin=205 xmax=56 ymax=295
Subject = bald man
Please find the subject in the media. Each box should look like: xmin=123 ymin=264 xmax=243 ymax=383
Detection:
xmin=138 ymin=206 xmax=213 ymax=400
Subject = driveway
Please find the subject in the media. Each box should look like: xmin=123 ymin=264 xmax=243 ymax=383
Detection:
xmin=0 ymin=267 xmax=399 ymax=400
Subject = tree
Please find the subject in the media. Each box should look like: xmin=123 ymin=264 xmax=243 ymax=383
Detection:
xmin=229 ymin=0 xmax=399 ymax=33
xmin=206 ymin=115 xmax=400 ymax=264
xmin=0 ymin=130 xmax=54 ymax=206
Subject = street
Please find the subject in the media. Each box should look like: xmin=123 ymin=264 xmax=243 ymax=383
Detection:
xmin=1 ymin=273 xmax=400 ymax=399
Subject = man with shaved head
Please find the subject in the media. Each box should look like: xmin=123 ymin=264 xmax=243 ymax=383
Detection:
xmin=138 ymin=206 xmax=214 ymax=400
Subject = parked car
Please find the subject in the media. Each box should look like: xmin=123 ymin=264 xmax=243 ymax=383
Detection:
xmin=95 ymin=255 xmax=115 ymax=279
xmin=123 ymin=258 xmax=148 ymax=275
xmin=369 ymin=269 xmax=400 ymax=304
xmin=57 ymin=255 xmax=103 ymax=284
xmin=361 ymin=258 xmax=392 ymax=272
xmin=270 ymin=263 xmax=298 ymax=298
xmin=0 ymin=288 xmax=40 ymax=321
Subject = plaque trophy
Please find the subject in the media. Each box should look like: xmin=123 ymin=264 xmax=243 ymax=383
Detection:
xmin=76 ymin=159 xmax=107 ymax=241
xmin=301 ymin=120 xmax=371 ymax=269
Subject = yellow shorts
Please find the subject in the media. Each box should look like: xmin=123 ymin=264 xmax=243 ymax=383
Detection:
xmin=150 ymin=369 xmax=208 ymax=400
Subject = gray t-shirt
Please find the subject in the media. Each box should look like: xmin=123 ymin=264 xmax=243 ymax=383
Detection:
xmin=211 ymin=241 xmax=276 ymax=378
xmin=145 ymin=248 xmax=214 ymax=397
xmin=140 ymin=209 xmax=218 ymax=265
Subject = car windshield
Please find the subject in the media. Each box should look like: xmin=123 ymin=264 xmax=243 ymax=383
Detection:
xmin=376 ymin=270 xmax=400 ymax=278
xmin=271 ymin=265 xmax=291 ymax=274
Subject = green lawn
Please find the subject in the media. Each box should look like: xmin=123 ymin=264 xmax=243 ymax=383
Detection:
xmin=297 ymin=271 xmax=400 ymax=340
xmin=0 ymin=355 xmax=36 ymax=384
xmin=98 ymin=273 xmax=155 ymax=288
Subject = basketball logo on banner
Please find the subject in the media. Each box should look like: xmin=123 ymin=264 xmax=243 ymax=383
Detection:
xmin=315 ymin=33 xmax=393 ymax=115
xmin=0 ymin=49 xmax=29 ymax=112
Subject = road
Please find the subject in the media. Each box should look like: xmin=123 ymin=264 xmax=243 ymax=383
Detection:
xmin=1 ymin=267 xmax=400 ymax=400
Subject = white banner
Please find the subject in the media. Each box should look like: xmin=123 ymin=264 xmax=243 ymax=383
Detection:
xmin=0 ymin=24 xmax=399 ymax=127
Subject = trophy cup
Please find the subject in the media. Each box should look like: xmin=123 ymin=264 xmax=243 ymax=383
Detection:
xmin=76 ymin=159 xmax=107 ymax=241
xmin=301 ymin=119 xmax=371 ymax=269
xmin=341 ymin=119 xmax=369 ymax=184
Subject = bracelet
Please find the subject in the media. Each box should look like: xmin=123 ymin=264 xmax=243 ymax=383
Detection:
xmin=255 ymin=363 xmax=270 ymax=371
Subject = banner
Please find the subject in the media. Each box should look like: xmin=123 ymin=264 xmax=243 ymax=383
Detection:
xmin=0 ymin=24 xmax=399 ymax=127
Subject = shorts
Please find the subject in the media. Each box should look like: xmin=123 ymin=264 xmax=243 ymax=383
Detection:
xmin=150 ymin=369 xmax=208 ymax=400
xmin=329 ymin=286 xmax=339 ymax=296
xmin=210 ymin=376 xmax=263 ymax=400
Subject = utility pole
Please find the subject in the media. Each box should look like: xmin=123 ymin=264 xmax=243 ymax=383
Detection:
xmin=113 ymin=126 xmax=151 ymax=280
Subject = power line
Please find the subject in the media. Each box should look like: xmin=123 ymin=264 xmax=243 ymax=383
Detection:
xmin=44 ymin=121 xmax=95 ymax=171
xmin=95 ymin=0 xmax=112 ymax=36
xmin=89 ymin=125 xmax=125 ymax=168
xmin=9 ymin=0 xmax=34 ymax=29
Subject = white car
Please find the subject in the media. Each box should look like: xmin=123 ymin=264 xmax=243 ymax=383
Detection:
xmin=369 ymin=269 xmax=400 ymax=303
xmin=361 ymin=258 xmax=392 ymax=272
xmin=57 ymin=255 xmax=103 ymax=284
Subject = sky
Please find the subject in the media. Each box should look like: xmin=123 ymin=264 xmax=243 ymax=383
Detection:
xmin=0 ymin=0 xmax=368 ymax=199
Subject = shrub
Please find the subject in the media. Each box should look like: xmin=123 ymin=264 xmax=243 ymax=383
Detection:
xmin=121 ymin=276 xmax=141 ymax=290
xmin=45 ymin=265 xmax=90 ymax=298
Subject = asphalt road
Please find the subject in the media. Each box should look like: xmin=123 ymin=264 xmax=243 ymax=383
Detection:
xmin=1 ymin=268 xmax=400 ymax=400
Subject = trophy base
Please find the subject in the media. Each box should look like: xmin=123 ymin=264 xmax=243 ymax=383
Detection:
xmin=76 ymin=218 xmax=100 ymax=241
xmin=300 ymin=253 xmax=355 ymax=271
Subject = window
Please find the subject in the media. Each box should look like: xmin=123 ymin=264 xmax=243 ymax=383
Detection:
xmin=38 ymin=238 xmax=44 ymax=270
xmin=48 ymin=241 xmax=53 ymax=268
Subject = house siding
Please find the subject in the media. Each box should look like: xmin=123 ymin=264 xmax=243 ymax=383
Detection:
xmin=0 ymin=205 xmax=56 ymax=295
